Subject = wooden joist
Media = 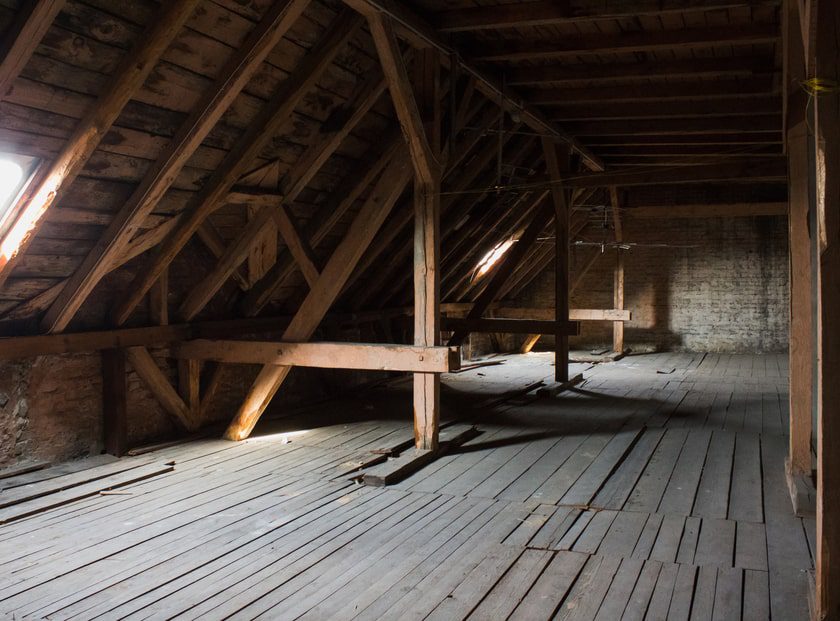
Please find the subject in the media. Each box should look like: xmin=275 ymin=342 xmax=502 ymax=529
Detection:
xmin=223 ymin=152 xmax=414 ymax=441
xmin=0 ymin=0 xmax=201 ymax=292
xmin=442 ymin=318 xmax=580 ymax=336
xmin=39 ymin=0 xmax=314 ymax=333
xmin=471 ymin=23 xmax=779 ymax=62
xmin=111 ymin=9 xmax=363 ymax=327
xmin=435 ymin=0 xmax=780 ymax=32
xmin=173 ymin=340 xmax=460 ymax=373
xmin=0 ymin=0 xmax=66 ymax=101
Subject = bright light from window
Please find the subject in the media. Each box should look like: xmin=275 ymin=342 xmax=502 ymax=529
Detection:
xmin=473 ymin=238 xmax=515 ymax=281
xmin=0 ymin=160 xmax=24 ymax=211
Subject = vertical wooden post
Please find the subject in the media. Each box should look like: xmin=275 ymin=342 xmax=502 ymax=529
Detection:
xmin=413 ymin=48 xmax=441 ymax=450
xmin=149 ymin=267 xmax=168 ymax=326
xmin=101 ymin=348 xmax=127 ymax=457
xmin=542 ymin=138 xmax=570 ymax=382
xmin=610 ymin=187 xmax=625 ymax=353
xmin=814 ymin=0 xmax=840 ymax=616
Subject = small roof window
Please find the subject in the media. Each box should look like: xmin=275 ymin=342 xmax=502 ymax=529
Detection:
xmin=0 ymin=153 xmax=39 ymax=236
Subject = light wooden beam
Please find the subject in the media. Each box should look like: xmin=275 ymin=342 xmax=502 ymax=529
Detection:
xmin=610 ymin=187 xmax=625 ymax=353
xmin=126 ymin=347 xmax=197 ymax=432
xmin=0 ymin=0 xmax=200 ymax=292
xmin=40 ymin=0 xmax=312 ymax=334
xmin=368 ymin=12 xmax=439 ymax=186
xmin=112 ymin=9 xmax=362 ymax=327
xmin=0 ymin=0 xmax=66 ymax=101
xmin=442 ymin=317 xmax=579 ymax=335
xmin=174 ymin=340 xmax=460 ymax=373
xmin=223 ymin=152 xmax=413 ymax=441
xmin=471 ymin=23 xmax=779 ymax=62
xmin=435 ymin=1 xmax=780 ymax=32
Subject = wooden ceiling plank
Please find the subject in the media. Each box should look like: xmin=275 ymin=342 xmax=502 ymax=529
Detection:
xmin=111 ymin=8 xmax=363 ymax=327
xmin=223 ymin=152 xmax=414 ymax=441
xmin=0 ymin=0 xmax=200 ymax=292
xmin=0 ymin=0 xmax=66 ymax=101
xmin=40 ymin=0 xmax=313 ymax=334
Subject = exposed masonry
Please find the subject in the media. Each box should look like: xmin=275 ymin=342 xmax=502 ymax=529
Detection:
xmin=515 ymin=215 xmax=789 ymax=354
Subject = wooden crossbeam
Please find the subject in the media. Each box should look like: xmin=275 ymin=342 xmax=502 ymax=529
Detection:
xmin=435 ymin=0 xmax=780 ymax=31
xmin=112 ymin=9 xmax=362 ymax=327
xmin=471 ymin=23 xmax=779 ymax=62
xmin=508 ymin=57 xmax=773 ymax=86
xmin=0 ymin=0 xmax=66 ymax=101
xmin=0 ymin=0 xmax=200 ymax=292
xmin=224 ymin=152 xmax=414 ymax=441
xmin=526 ymin=79 xmax=776 ymax=105
xmin=174 ymin=340 xmax=460 ymax=373
xmin=552 ymin=159 xmax=787 ymax=188
xmin=40 ymin=0 xmax=312 ymax=334
xmin=549 ymin=98 xmax=782 ymax=122
xmin=566 ymin=116 xmax=781 ymax=137
xmin=126 ymin=347 xmax=197 ymax=432
xmin=442 ymin=317 xmax=579 ymax=335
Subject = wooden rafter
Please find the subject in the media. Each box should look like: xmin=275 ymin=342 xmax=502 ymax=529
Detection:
xmin=126 ymin=346 xmax=197 ymax=432
xmin=368 ymin=12 xmax=439 ymax=186
xmin=40 ymin=0 xmax=313 ymax=333
xmin=0 ymin=0 xmax=66 ymax=101
xmin=0 ymin=0 xmax=200 ymax=292
xmin=175 ymin=14 xmax=362 ymax=321
xmin=111 ymin=9 xmax=363 ymax=327
xmin=224 ymin=152 xmax=414 ymax=441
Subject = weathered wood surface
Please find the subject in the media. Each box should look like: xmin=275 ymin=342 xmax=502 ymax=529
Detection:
xmin=0 ymin=352 xmax=810 ymax=620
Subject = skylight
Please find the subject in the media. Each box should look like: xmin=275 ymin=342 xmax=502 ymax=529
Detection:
xmin=0 ymin=153 xmax=39 ymax=237
xmin=472 ymin=238 xmax=515 ymax=281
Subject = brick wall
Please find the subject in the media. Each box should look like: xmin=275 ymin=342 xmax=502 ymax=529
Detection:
xmin=515 ymin=215 xmax=789 ymax=353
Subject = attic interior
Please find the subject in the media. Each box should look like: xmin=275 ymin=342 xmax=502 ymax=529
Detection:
xmin=0 ymin=0 xmax=836 ymax=618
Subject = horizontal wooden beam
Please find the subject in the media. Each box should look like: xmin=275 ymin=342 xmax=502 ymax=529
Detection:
xmin=542 ymin=158 xmax=787 ymax=188
xmin=525 ymin=79 xmax=776 ymax=105
xmin=491 ymin=307 xmax=631 ymax=322
xmin=549 ymin=98 xmax=781 ymax=122
xmin=173 ymin=340 xmax=460 ymax=373
xmin=507 ymin=57 xmax=774 ymax=86
xmin=0 ymin=316 xmax=295 ymax=359
xmin=627 ymin=202 xmax=788 ymax=218
xmin=565 ymin=115 xmax=782 ymax=136
xmin=435 ymin=1 xmax=780 ymax=32
xmin=442 ymin=317 xmax=580 ymax=335
xmin=471 ymin=23 xmax=779 ymax=61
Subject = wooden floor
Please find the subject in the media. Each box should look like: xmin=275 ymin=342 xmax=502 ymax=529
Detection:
xmin=0 ymin=352 xmax=814 ymax=620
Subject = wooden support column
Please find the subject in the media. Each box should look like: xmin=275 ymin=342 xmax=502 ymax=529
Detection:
xmin=413 ymin=49 xmax=442 ymax=450
xmin=149 ymin=268 xmax=169 ymax=326
xmin=813 ymin=0 xmax=840 ymax=616
xmin=610 ymin=187 xmax=625 ymax=353
xmin=178 ymin=359 xmax=200 ymax=422
xmin=101 ymin=348 xmax=127 ymax=457
xmin=786 ymin=0 xmax=814 ymax=478
xmin=542 ymin=138 xmax=570 ymax=382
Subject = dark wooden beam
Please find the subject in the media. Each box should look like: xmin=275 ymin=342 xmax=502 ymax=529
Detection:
xmin=549 ymin=98 xmax=782 ymax=122
xmin=435 ymin=0 xmax=780 ymax=32
xmin=627 ymin=202 xmax=788 ymax=219
xmin=565 ymin=116 xmax=782 ymax=136
xmin=471 ymin=23 xmax=779 ymax=62
xmin=507 ymin=57 xmax=774 ymax=86
xmin=101 ymin=348 xmax=127 ymax=457
xmin=442 ymin=317 xmax=579 ymax=335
